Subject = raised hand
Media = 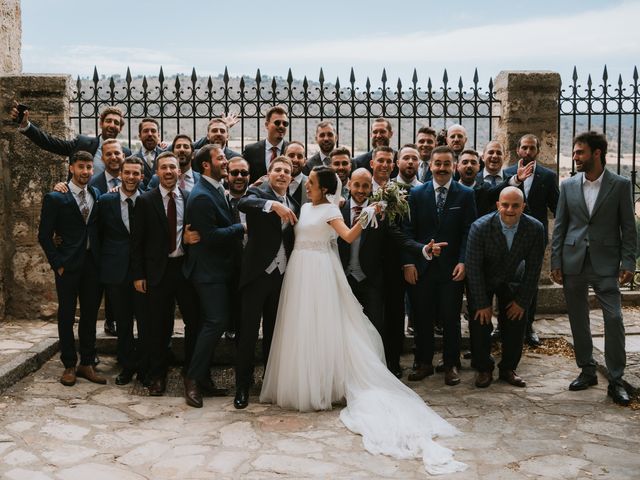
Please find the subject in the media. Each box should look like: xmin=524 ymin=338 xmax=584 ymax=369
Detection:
xmin=10 ymin=100 xmax=29 ymax=128
xmin=271 ymin=202 xmax=298 ymax=225
xmin=516 ymin=159 xmax=534 ymax=183
xmin=221 ymin=112 xmax=240 ymax=128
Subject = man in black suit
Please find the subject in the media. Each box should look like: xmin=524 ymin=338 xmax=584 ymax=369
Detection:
xmin=329 ymin=147 xmax=352 ymax=199
xmin=284 ymin=141 xmax=308 ymax=206
xmin=303 ymin=121 xmax=337 ymax=175
xmin=182 ymin=144 xmax=246 ymax=408
xmin=134 ymin=118 xmax=164 ymax=188
xmin=476 ymin=141 xmax=506 ymax=187
xmin=130 ymin=152 xmax=201 ymax=396
xmin=416 ymin=126 xmax=437 ymax=182
xmin=354 ymin=117 xmax=397 ymax=177
xmin=38 ymin=151 xmax=105 ymax=387
xmin=403 ymin=146 xmax=477 ymax=386
xmin=504 ymin=134 xmax=559 ymax=346
xmin=97 ymin=156 xmax=148 ymax=385
xmin=148 ymin=135 xmax=201 ymax=192
xmin=466 ymin=187 xmax=545 ymax=388
xmin=458 ymin=149 xmax=499 ymax=218
xmin=13 ymin=104 xmax=131 ymax=177
xmin=234 ymin=156 xmax=298 ymax=409
xmin=192 ymin=118 xmax=242 ymax=163
xmin=243 ymin=106 xmax=289 ymax=184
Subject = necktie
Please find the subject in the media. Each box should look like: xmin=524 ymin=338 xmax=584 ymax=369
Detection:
xmin=78 ymin=189 xmax=90 ymax=223
xmin=145 ymin=151 xmax=154 ymax=168
xmin=488 ymin=175 xmax=498 ymax=187
xmin=270 ymin=146 xmax=278 ymax=163
xmin=110 ymin=177 xmax=121 ymax=189
xmin=125 ymin=197 xmax=135 ymax=228
xmin=352 ymin=205 xmax=363 ymax=225
xmin=436 ymin=186 xmax=446 ymax=217
xmin=229 ymin=196 xmax=241 ymax=224
xmin=179 ymin=174 xmax=187 ymax=191
xmin=167 ymin=191 xmax=177 ymax=253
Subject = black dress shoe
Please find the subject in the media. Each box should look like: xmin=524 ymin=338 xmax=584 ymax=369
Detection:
xmin=184 ymin=378 xmax=203 ymax=408
xmin=234 ymin=389 xmax=249 ymax=409
xmin=104 ymin=319 xmax=117 ymax=336
xmin=198 ymin=377 xmax=228 ymax=397
xmin=148 ymin=377 xmax=167 ymax=396
xmin=434 ymin=325 xmax=444 ymax=336
xmin=607 ymin=383 xmax=630 ymax=406
xmin=569 ymin=372 xmax=598 ymax=391
xmin=408 ymin=364 xmax=434 ymax=381
xmin=475 ymin=371 xmax=493 ymax=388
xmin=526 ymin=331 xmax=541 ymax=347
xmin=115 ymin=369 xmax=136 ymax=386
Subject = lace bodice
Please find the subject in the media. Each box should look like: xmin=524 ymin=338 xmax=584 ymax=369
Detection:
xmin=293 ymin=203 xmax=342 ymax=252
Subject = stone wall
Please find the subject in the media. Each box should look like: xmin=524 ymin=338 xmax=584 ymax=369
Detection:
xmin=0 ymin=0 xmax=22 ymax=75
xmin=0 ymin=75 xmax=71 ymax=319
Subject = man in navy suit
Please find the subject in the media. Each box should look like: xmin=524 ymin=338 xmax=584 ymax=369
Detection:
xmin=192 ymin=118 xmax=242 ymax=163
xmin=89 ymin=139 xmax=124 ymax=194
xmin=329 ymin=147 xmax=353 ymax=199
xmin=403 ymin=145 xmax=477 ymax=386
xmin=147 ymin=135 xmax=201 ymax=192
xmin=182 ymin=144 xmax=246 ymax=408
xmin=504 ymin=134 xmax=559 ymax=346
xmin=243 ymin=106 xmax=290 ymax=184
xmin=38 ymin=151 xmax=105 ymax=387
xmin=354 ymin=117 xmax=398 ymax=177
xmin=466 ymin=187 xmax=545 ymax=388
xmin=134 ymin=118 xmax=164 ymax=188
xmin=234 ymin=156 xmax=299 ymax=409
xmin=13 ymin=104 xmax=131 ymax=177
xmin=416 ymin=126 xmax=437 ymax=182
xmin=130 ymin=152 xmax=201 ymax=396
xmin=303 ymin=121 xmax=337 ymax=175
xmin=98 ymin=156 xmax=148 ymax=385
xmin=284 ymin=141 xmax=308 ymax=206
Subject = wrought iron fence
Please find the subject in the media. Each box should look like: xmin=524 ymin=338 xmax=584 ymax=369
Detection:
xmin=70 ymin=66 xmax=497 ymax=157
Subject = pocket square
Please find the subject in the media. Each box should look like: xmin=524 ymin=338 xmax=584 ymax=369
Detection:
xmin=448 ymin=206 xmax=461 ymax=210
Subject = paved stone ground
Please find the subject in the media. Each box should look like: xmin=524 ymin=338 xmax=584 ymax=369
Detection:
xmin=1 ymin=309 xmax=640 ymax=479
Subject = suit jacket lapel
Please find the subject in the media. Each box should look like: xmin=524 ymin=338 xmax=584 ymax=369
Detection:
xmin=571 ymin=174 xmax=590 ymax=219
xmin=590 ymin=169 xmax=614 ymax=218
xmin=202 ymin=177 xmax=232 ymax=222
xmin=423 ymin=182 xmax=437 ymax=224
xmin=111 ymin=196 xmax=127 ymax=232
xmin=490 ymin=213 xmax=510 ymax=253
xmin=65 ymin=190 xmax=85 ymax=223
xmin=151 ymin=188 xmax=169 ymax=235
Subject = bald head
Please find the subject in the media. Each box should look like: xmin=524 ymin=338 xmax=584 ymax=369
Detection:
xmin=446 ymin=124 xmax=467 ymax=154
xmin=497 ymin=186 xmax=525 ymax=226
xmin=349 ymin=168 xmax=373 ymax=205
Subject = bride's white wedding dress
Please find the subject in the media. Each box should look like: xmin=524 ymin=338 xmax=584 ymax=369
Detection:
xmin=260 ymin=202 xmax=466 ymax=475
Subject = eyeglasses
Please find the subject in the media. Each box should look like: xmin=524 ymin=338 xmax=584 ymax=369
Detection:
xmin=273 ymin=120 xmax=289 ymax=127
xmin=229 ymin=170 xmax=250 ymax=177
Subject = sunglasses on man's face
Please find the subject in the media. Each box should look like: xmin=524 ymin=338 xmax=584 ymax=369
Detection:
xmin=229 ymin=170 xmax=250 ymax=177
xmin=273 ymin=120 xmax=289 ymax=127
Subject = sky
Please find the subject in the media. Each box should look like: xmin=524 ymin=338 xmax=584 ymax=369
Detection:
xmin=20 ymin=0 xmax=640 ymax=88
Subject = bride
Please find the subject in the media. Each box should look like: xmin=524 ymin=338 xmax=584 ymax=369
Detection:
xmin=260 ymin=166 xmax=466 ymax=475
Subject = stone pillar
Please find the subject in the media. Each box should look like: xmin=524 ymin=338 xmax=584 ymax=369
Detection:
xmin=0 ymin=0 xmax=22 ymax=75
xmin=492 ymin=71 xmax=561 ymax=169
xmin=0 ymin=75 xmax=71 ymax=319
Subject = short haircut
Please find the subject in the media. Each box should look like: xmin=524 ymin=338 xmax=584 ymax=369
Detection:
xmin=138 ymin=118 xmax=159 ymax=134
xmin=155 ymin=151 xmax=178 ymax=170
xmin=207 ymin=118 xmax=227 ymax=129
xmin=329 ymin=146 xmax=351 ymax=159
xmin=228 ymin=156 xmax=248 ymax=168
xmin=447 ymin=123 xmax=466 ymax=135
xmin=99 ymin=106 xmax=124 ymax=125
xmin=372 ymin=117 xmax=392 ymax=132
xmin=194 ymin=144 xmax=223 ymax=171
xmin=102 ymin=138 xmax=121 ymax=151
xmin=399 ymin=143 xmax=419 ymax=152
xmin=285 ymin=140 xmax=305 ymax=152
xmin=71 ymin=150 xmax=93 ymax=164
xmin=372 ymin=145 xmax=394 ymax=159
xmin=460 ymin=149 xmax=479 ymax=158
xmin=265 ymin=105 xmax=288 ymax=122
xmin=574 ymin=131 xmax=608 ymax=166
xmin=121 ymin=155 xmax=144 ymax=171
xmin=268 ymin=155 xmax=293 ymax=172
xmin=431 ymin=145 xmax=455 ymax=159
xmin=517 ymin=133 xmax=539 ymax=149
xmin=315 ymin=121 xmax=335 ymax=133
xmin=417 ymin=126 xmax=437 ymax=137
xmin=171 ymin=134 xmax=193 ymax=151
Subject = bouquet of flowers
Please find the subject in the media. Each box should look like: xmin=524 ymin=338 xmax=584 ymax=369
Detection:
xmin=358 ymin=181 xmax=410 ymax=228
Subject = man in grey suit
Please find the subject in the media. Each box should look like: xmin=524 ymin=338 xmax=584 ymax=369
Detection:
xmin=551 ymin=131 xmax=636 ymax=406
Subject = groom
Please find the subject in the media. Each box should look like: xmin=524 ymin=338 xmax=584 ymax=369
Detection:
xmin=234 ymin=156 xmax=299 ymax=409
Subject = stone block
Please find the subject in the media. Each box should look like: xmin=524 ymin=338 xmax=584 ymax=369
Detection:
xmin=0 ymin=0 xmax=21 ymax=75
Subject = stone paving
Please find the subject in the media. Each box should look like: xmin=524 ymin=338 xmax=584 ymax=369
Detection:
xmin=0 ymin=310 xmax=639 ymax=479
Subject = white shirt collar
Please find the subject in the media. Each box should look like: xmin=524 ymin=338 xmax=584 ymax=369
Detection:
xmin=120 ymin=189 xmax=140 ymax=203
xmin=482 ymin=169 xmax=503 ymax=180
xmin=350 ymin=198 xmax=369 ymax=209
xmin=433 ymin=177 xmax=453 ymax=190
xmin=201 ymin=174 xmax=224 ymax=191
xmin=265 ymin=139 xmax=285 ymax=151
xmin=582 ymin=169 xmax=605 ymax=185
xmin=68 ymin=180 xmax=87 ymax=195
xmin=159 ymin=184 xmax=181 ymax=198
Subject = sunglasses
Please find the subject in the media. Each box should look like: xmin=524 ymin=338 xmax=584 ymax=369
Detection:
xmin=273 ymin=120 xmax=289 ymax=127
xmin=229 ymin=170 xmax=250 ymax=177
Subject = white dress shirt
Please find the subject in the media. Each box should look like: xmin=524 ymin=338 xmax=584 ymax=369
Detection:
xmin=264 ymin=139 xmax=285 ymax=171
xmin=180 ymin=168 xmax=196 ymax=192
xmin=582 ymin=169 xmax=605 ymax=215
xmin=523 ymin=162 xmax=536 ymax=198
xmin=159 ymin=184 xmax=184 ymax=257
xmin=432 ymin=177 xmax=453 ymax=203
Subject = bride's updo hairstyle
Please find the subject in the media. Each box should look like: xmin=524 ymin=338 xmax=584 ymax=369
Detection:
xmin=312 ymin=165 xmax=338 ymax=196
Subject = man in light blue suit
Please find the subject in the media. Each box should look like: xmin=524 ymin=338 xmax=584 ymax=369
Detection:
xmin=551 ymin=131 xmax=636 ymax=406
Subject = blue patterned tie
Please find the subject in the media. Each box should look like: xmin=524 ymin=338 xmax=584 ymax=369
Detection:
xmin=436 ymin=186 xmax=446 ymax=217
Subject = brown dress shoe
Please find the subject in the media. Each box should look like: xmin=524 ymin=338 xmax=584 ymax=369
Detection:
xmin=76 ymin=365 xmax=107 ymax=384
xmin=60 ymin=367 xmax=77 ymax=386
xmin=475 ymin=371 xmax=493 ymax=388
xmin=184 ymin=378 xmax=203 ymax=408
xmin=408 ymin=364 xmax=434 ymax=381
xmin=444 ymin=366 xmax=461 ymax=386
xmin=148 ymin=377 xmax=167 ymax=396
xmin=499 ymin=370 xmax=526 ymax=388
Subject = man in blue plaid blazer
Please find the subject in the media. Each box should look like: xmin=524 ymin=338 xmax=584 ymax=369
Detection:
xmin=466 ymin=187 xmax=545 ymax=388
